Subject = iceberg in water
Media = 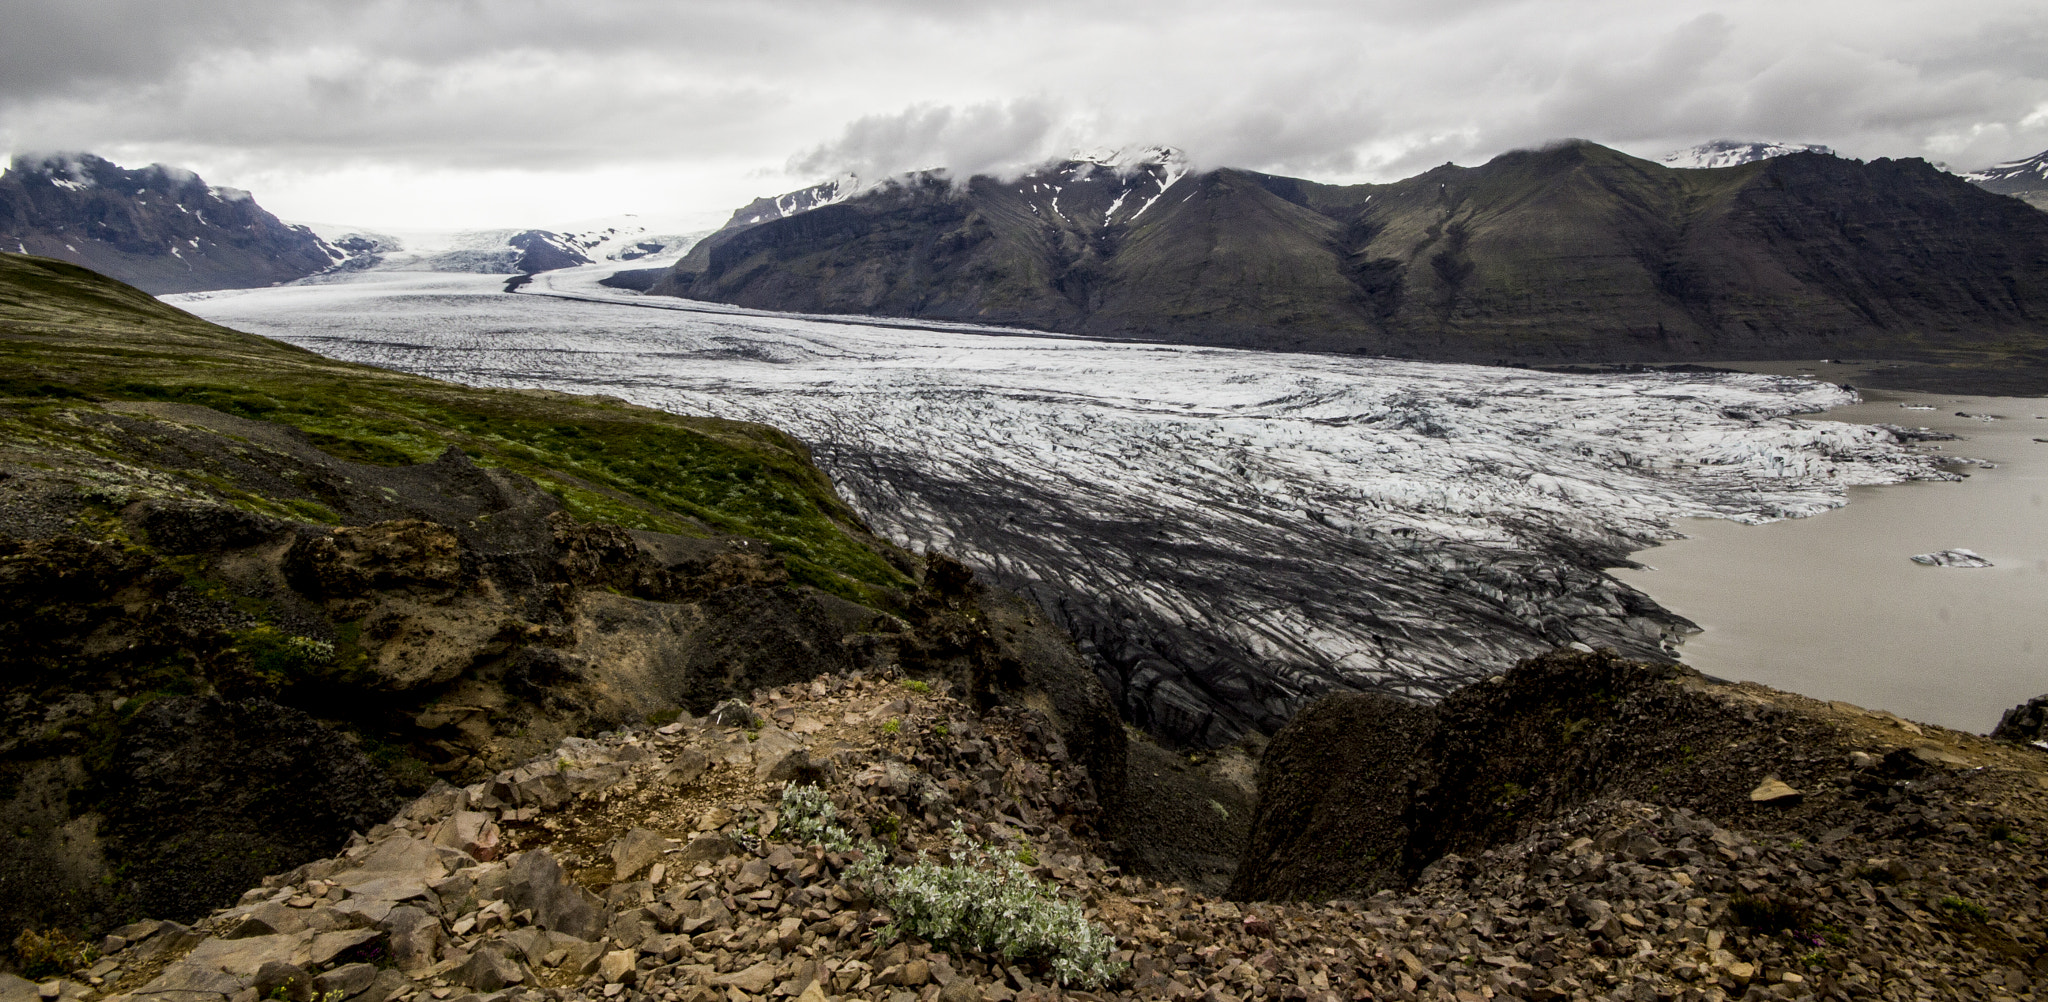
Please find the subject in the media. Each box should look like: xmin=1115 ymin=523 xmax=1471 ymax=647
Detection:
xmin=1910 ymin=549 xmax=1993 ymax=568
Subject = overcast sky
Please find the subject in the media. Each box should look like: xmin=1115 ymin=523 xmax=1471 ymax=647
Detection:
xmin=2 ymin=0 xmax=2044 ymax=231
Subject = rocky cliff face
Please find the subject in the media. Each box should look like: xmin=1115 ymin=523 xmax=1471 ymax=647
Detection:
xmin=0 ymin=154 xmax=341 ymax=293
xmin=652 ymin=142 xmax=2048 ymax=389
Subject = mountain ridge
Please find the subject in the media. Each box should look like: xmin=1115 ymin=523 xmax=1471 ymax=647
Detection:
xmin=650 ymin=140 xmax=2048 ymax=390
xmin=1966 ymin=148 xmax=2048 ymax=211
xmin=0 ymin=153 xmax=342 ymax=294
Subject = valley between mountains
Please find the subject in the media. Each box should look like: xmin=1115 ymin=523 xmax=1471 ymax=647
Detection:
xmin=178 ymin=271 xmax=1954 ymax=746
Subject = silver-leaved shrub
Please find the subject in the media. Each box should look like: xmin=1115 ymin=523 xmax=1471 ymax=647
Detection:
xmin=778 ymin=786 xmax=1122 ymax=987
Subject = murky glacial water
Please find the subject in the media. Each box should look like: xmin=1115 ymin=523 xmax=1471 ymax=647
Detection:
xmin=1611 ymin=383 xmax=2048 ymax=733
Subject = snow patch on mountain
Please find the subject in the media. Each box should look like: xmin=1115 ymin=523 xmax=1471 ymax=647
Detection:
xmin=1964 ymin=149 xmax=2048 ymax=185
xmin=1659 ymin=140 xmax=1834 ymax=169
xmin=292 ymin=216 xmax=700 ymax=278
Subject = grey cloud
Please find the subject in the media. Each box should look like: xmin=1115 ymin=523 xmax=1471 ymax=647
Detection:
xmin=788 ymin=99 xmax=1065 ymax=181
xmin=2 ymin=0 xmax=2045 ymax=226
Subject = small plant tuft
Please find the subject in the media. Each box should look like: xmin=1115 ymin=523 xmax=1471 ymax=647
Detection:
xmin=779 ymin=784 xmax=855 ymax=852
xmin=11 ymin=928 xmax=95 ymax=980
xmin=1730 ymin=893 xmax=1811 ymax=933
xmin=1939 ymin=896 xmax=1990 ymax=922
xmin=901 ymin=679 xmax=933 ymax=695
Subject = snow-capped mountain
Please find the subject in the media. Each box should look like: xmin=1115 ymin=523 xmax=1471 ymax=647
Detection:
xmin=300 ymin=217 xmax=701 ymax=277
xmin=719 ymin=175 xmax=868 ymax=231
xmin=1965 ymin=149 xmax=2048 ymax=186
xmin=651 ymin=139 xmax=2048 ymax=368
xmin=1038 ymin=145 xmax=1193 ymax=225
xmin=1658 ymin=140 xmax=1835 ymax=169
xmin=1963 ymin=149 xmax=2048 ymax=210
xmin=0 ymin=152 xmax=339 ymax=293
xmin=717 ymin=146 xmax=1193 ymax=235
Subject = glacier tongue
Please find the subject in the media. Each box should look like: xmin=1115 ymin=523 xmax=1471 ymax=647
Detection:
xmin=170 ymin=272 xmax=1953 ymax=746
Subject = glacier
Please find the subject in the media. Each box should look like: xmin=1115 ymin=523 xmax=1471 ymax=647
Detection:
xmin=169 ymin=270 xmax=1953 ymax=745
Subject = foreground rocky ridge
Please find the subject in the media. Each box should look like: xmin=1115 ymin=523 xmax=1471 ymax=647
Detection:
xmin=12 ymin=659 xmax=2047 ymax=1002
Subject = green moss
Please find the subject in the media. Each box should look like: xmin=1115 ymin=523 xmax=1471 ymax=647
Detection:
xmin=0 ymin=251 xmax=915 ymax=597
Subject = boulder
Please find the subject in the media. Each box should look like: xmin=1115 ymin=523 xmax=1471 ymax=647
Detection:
xmin=310 ymin=964 xmax=378 ymax=999
xmin=454 ymin=944 xmax=525 ymax=992
xmin=221 ymin=902 xmax=307 ymax=939
xmin=609 ymin=828 xmax=669 ymax=882
xmin=182 ymin=933 xmax=313 ymax=977
xmin=250 ymin=962 xmax=313 ymax=1002
xmin=709 ymin=962 xmax=777 ymax=994
xmin=484 ymin=850 xmax=604 ymax=940
xmin=1993 ymin=694 xmax=2048 ymax=747
xmin=597 ymin=950 xmax=636 ymax=986
xmin=334 ymin=837 xmax=447 ymax=888
xmin=675 ymin=834 xmax=740 ymax=863
xmin=1748 ymin=777 xmax=1802 ymax=803
xmin=378 ymin=905 xmax=443 ymax=974
xmin=308 ymin=928 xmax=382 ymax=967
xmin=0 ymin=975 xmax=38 ymax=1002
xmin=128 ymin=964 xmax=248 ymax=1002
xmin=430 ymin=811 xmax=502 ymax=862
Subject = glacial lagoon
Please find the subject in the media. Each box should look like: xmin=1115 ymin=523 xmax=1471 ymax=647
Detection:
xmin=1610 ymin=382 xmax=2048 ymax=734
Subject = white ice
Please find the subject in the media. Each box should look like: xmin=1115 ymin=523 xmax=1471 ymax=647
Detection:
xmin=168 ymin=270 xmax=1953 ymax=730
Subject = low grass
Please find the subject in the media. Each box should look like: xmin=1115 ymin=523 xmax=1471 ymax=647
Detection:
xmin=0 ymin=252 xmax=911 ymax=599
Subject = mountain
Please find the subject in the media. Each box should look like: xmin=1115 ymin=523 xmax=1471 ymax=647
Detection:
xmin=1658 ymin=139 xmax=1834 ymax=168
xmin=312 ymin=218 xmax=701 ymax=276
xmin=720 ymin=174 xmax=866 ymax=229
xmin=649 ymin=141 xmax=2048 ymax=387
xmin=1964 ymin=148 xmax=2048 ymax=211
xmin=0 ymin=153 xmax=341 ymax=293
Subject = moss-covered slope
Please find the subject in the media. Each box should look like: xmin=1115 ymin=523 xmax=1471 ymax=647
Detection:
xmin=0 ymin=252 xmax=1127 ymax=947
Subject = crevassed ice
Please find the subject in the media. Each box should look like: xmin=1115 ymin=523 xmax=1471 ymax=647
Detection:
xmin=171 ymin=272 xmax=1951 ymax=744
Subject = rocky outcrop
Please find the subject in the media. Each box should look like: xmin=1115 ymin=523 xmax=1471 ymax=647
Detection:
xmin=1231 ymin=648 xmax=2035 ymax=904
xmin=0 ymin=154 xmax=338 ymax=293
xmin=1993 ymin=694 xmax=2048 ymax=748
xmin=19 ymin=665 xmax=2047 ymax=1002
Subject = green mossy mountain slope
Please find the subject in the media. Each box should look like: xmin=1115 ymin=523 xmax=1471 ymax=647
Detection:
xmin=0 ymin=251 xmax=906 ymax=597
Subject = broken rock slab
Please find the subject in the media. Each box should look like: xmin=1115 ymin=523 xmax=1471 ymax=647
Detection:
xmin=475 ymin=849 xmax=604 ymax=940
xmin=429 ymin=810 xmax=502 ymax=861
xmin=1748 ymin=776 xmax=1803 ymax=804
xmin=609 ymin=828 xmax=669 ymax=882
xmin=182 ymin=932 xmax=314 ymax=977
xmin=128 ymin=963 xmax=249 ymax=1002
xmin=0 ymin=975 xmax=37 ymax=1002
